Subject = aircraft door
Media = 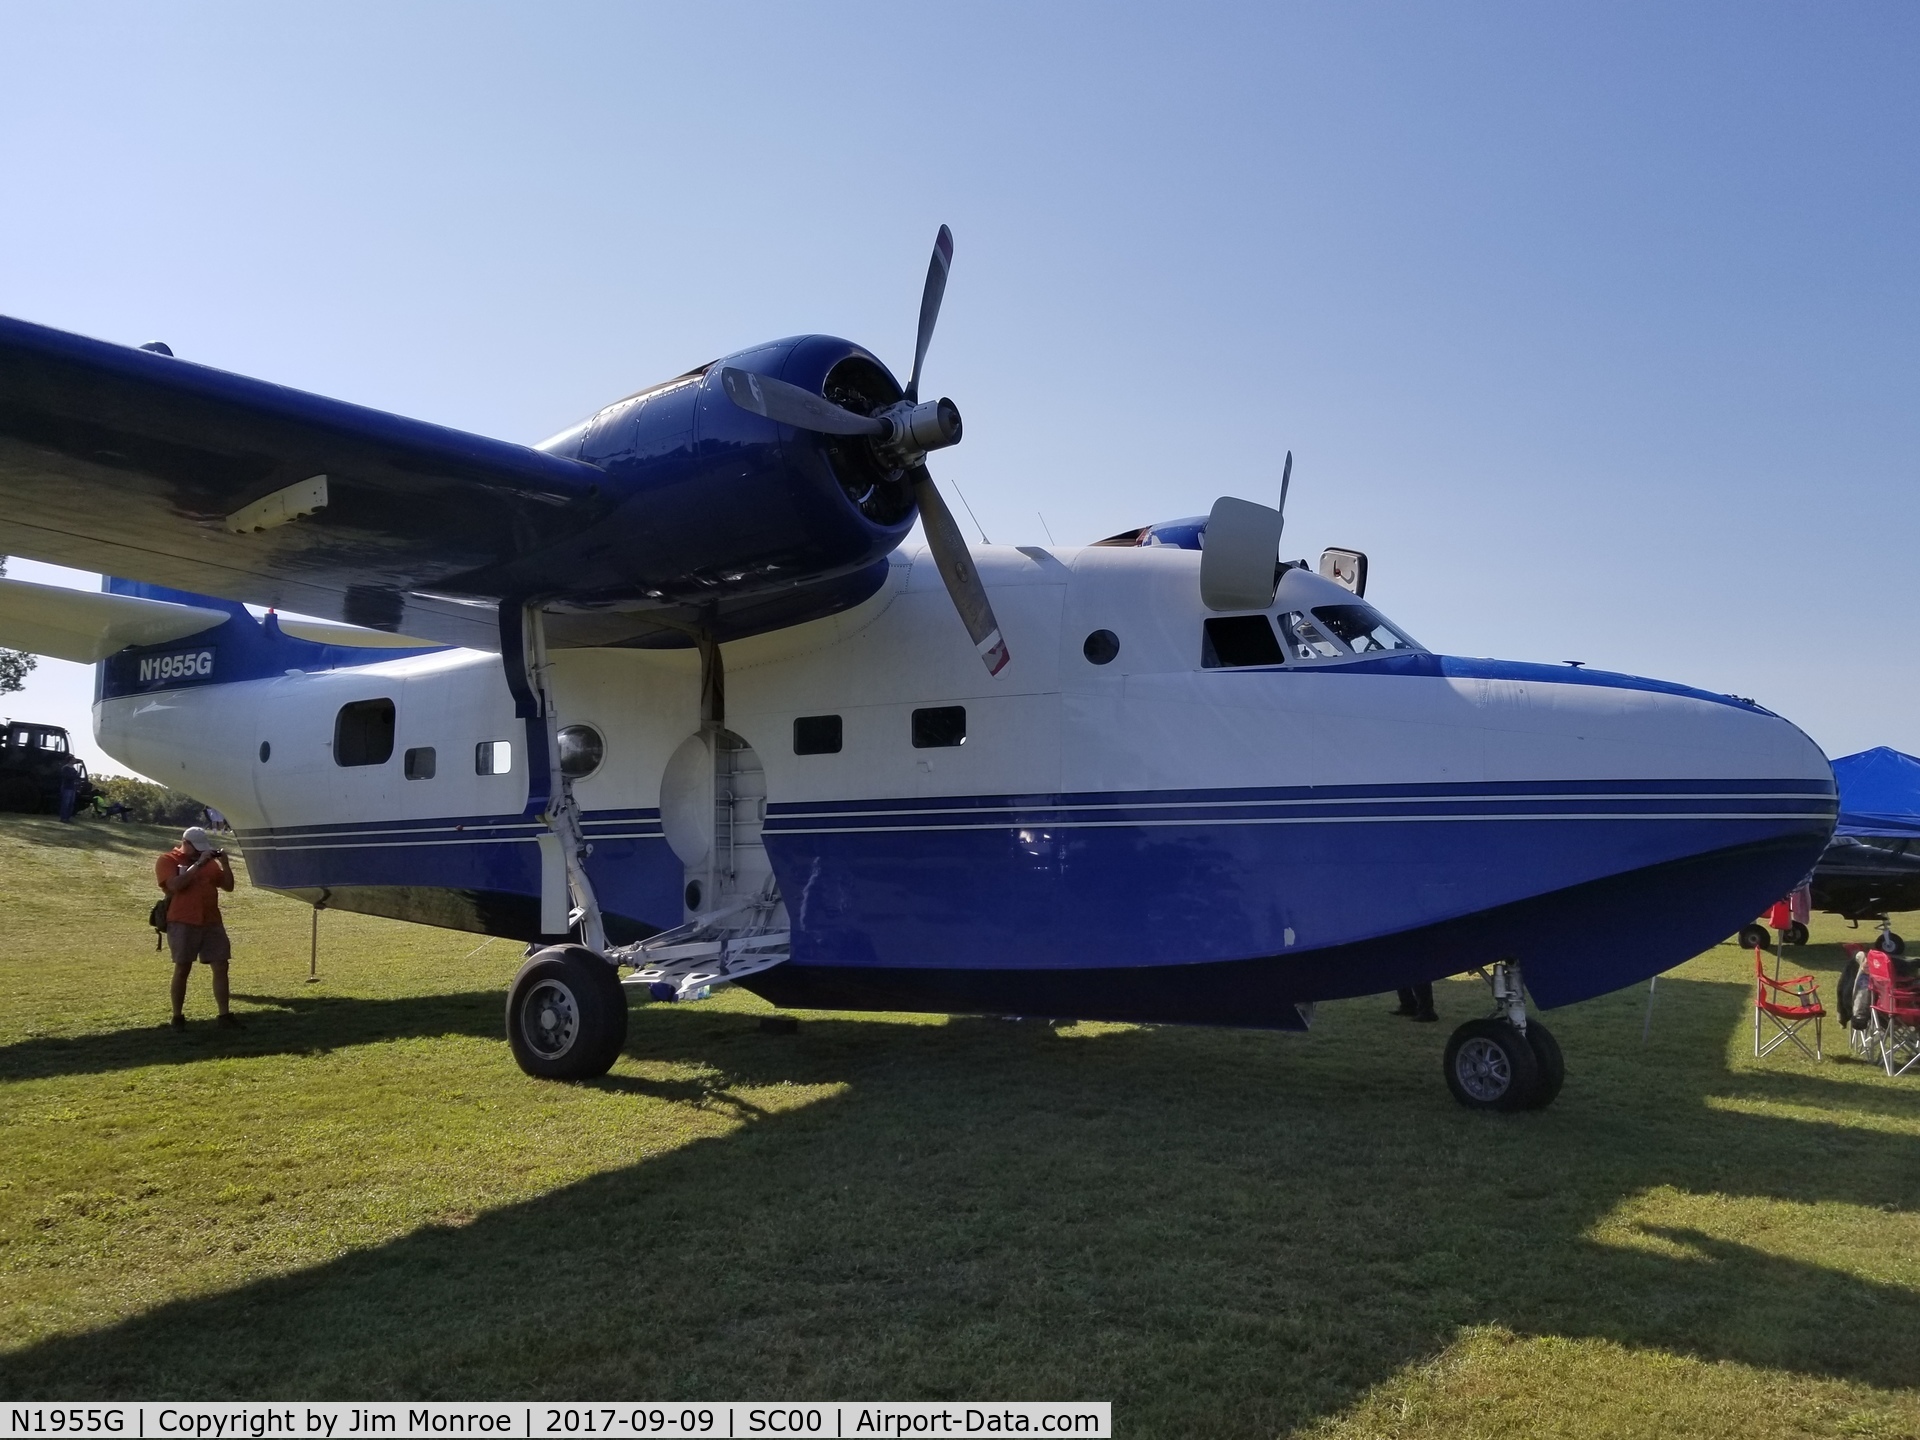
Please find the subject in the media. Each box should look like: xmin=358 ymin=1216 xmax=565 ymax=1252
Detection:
xmin=659 ymin=727 xmax=782 ymax=924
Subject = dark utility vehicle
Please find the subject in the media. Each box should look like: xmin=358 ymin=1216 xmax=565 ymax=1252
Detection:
xmin=0 ymin=720 xmax=96 ymax=814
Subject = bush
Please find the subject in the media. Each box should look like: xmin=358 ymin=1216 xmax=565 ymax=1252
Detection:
xmin=93 ymin=775 xmax=211 ymax=827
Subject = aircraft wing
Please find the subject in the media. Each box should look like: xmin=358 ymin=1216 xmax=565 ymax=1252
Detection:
xmin=0 ymin=576 xmax=229 ymax=663
xmin=0 ymin=315 xmax=612 ymax=650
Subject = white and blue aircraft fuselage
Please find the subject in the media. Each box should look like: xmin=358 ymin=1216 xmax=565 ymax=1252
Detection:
xmin=0 ymin=228 xmax=1836 ymax=1109
xmin=95 ymin=544 xmax=1831 ymax=1046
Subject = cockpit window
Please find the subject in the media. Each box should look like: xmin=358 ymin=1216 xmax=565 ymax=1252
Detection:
xmin=1203 ymin=615 xmax=1285 ymax=668
xmin=1276 ymin=611 xmax=1344 ymax=662
xmin=1312 ymin=604 xmax=1421 ymax=654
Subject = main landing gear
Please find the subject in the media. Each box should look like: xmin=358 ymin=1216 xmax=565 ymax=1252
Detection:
xmin=506 ymin=945 xmax=629 ymax=1080
xmin=1443 ymin=960 xmax=1564 ymax=1112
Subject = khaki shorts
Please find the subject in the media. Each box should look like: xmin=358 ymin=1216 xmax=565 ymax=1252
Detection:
xmin=167 ymin=921 xmax=231 ymax=967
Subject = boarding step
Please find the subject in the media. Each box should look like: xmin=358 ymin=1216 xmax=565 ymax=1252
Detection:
xmin=611 ymin=897 xmax=789 ymax=1002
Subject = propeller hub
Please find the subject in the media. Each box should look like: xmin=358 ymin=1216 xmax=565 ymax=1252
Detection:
xmin=877 ymin=397 xmax=962 ymax=466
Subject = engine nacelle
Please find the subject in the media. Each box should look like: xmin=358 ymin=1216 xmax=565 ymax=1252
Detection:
xmin=505 ymin=336 xmax=916 ymax=642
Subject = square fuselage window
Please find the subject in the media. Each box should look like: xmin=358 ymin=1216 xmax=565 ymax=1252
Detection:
xmin=911 ymin=706 xmax=966 ymax=748
xmin=475 ymin=740 xmax=513 ymax=775
xmin=404 ymin=746 xmax=437 ymax=780
xmin=335 ymin=699 xmax=396 ymax=766
xmin=793 ymin=715 xmax=843 ymax=755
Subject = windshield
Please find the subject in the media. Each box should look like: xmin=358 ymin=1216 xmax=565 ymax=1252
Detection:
xmin=1275 ymin=611 xmax=1344 ymax=662
xmin=1312 ymin=603 xmax=1421 ymax=654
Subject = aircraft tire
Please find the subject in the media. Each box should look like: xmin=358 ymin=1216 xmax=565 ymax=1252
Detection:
xmin=1783 ymin=922 xmax=1810 ymax=947
xmin=507 ymin=946 xmax=628 ymax=1080
xmin=1882 ymin=931 xmax=1905 ymax=958
xmin=1443 ymin=1018 xmax=1541 ymax=1113
xmin=1519 ymin=1020 xmax=1565 ymax=1109
xmin=1737 ymin=925 xmax=1771 ymax=951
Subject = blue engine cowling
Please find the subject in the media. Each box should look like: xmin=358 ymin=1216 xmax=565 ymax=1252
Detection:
xmin=498 ymin=335 xmax=917 ymax=646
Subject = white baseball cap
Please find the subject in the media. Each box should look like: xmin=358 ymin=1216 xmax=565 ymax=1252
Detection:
xmin=181 ymin=826 xmax=215 ymax=851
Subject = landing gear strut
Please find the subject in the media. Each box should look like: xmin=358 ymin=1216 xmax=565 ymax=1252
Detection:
xmin=1443 ymin=960 xmax=1563 ymax=1111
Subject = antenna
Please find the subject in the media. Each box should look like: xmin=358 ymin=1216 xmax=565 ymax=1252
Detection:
xmin=951 ymin=481 xmax=991 ymax=545
xmin=1038 ymin=512 xmax=1057 ymax=545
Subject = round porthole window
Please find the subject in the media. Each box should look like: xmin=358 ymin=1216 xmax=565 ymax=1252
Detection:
xmin=1083 ymin=629 xmax=1120 ymax=665
xmin=557 ymin=724 xmax=605 ymax=779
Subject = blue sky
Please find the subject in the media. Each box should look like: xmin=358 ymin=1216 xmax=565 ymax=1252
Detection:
xmin=1 ymin=2 xmax=1915 ymax=774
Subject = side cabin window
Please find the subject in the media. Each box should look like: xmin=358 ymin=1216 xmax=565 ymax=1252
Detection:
xmin=476 ymin=740 xmax=514 ymax=775
xmin=35 ymin=730 xmax=69 ymax=752
xmin=794 ymin=715 xmax=843 ymax=755
xmin=1202 ymin=615 xmax=1284 ymax=669
xmin=911 ymin=706 xmax=966 ymax=748
xmin=334 ymin=700 xmax=396 ymax=767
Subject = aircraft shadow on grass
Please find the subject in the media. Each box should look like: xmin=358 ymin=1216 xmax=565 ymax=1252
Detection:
xmin=0 ymin=977 xmax=1914 ymax=1429
xmin=0 ymin=990 xmax=504 ymax=1083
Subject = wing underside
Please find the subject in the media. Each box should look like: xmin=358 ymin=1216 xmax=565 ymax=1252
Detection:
xmin=0 ymin=315 xmax=610 ymax=650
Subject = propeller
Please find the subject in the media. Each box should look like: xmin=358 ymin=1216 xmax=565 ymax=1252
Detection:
xmin=718 ymin=224 xmax=1007 ymax=675
xmin=721 ymin=368 xmax=886 ymax=437
xmin=905 ymin=224 xmax=952 ymax=404
xmin=1277 ymin=450 xmax=1293 ymax=541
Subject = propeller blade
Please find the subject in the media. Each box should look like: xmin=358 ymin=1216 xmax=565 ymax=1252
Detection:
xmin=720 ymin=367 xmax=887 ymax=437
xmin=904 ymin=224 xmax=953 ymax=404
xmin=910 ymin=465 xmax=1008 ymax=675
xmin=1277 ymin=450 xmax=1293 ymax=541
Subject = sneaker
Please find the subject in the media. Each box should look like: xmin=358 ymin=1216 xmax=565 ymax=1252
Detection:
xmin=1413 ymin=1012 xmax=1439 ymax=1023
xmin=169 ymin=1014 xmax=187 ymax=1030
xmin=216 ymin=1012 xmax=242 ymax=1029
xmin=1389 ymin=1006 xmax=1418 ymax=1017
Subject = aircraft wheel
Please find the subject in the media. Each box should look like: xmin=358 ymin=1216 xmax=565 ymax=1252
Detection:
xmin=1882 ymin=931 xmax=1905 ymax=958
xmin=506 ymin=945 xmax=628 ymax=1080
xmin=1783 ymin=922 xmax=1810 ymax=947
xmin=1738 ymin=924 xmax=1771 ymax=951
xmin=1519 ymin=1019 xmax=1565 ymax=1109
xmin=1443 ymin=1018 xmax=1541 ymax=1113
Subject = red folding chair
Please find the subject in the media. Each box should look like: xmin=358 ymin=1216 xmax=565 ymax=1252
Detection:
xmin=1754 ymin=947 xmax=1824 ymax=1060
xmin=1862 ymin=949 xmax=1920 ymax=1077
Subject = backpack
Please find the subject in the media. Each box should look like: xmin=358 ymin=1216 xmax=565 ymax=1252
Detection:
xmin=148 ymin=897 xmax=170 ymax=951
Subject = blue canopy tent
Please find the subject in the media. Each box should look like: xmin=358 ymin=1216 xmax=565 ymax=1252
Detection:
xmin=1831 ymin=747 xmax=1920 ymax=839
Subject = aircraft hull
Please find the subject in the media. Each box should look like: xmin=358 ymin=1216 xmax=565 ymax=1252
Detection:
xmin=748 ymin=831 xmax=1822 ymax=1025
xmin=230 ymin=766 xmax=1832 ymax=1020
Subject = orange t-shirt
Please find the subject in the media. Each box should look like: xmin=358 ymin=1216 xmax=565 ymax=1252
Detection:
xmin=156 ymin=846 xmax=233 ymax=926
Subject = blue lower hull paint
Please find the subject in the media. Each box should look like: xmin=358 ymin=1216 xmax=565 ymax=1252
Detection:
xmin=241 ymin=808 xmax=678 ymax=944
xmin=236 ymin=778 xmax=1832 ymax=1017
xmin=747 ymin=832 xmax=1824 ymax=1024
xmin=766 ymin=778 xmax=1834 ymax=981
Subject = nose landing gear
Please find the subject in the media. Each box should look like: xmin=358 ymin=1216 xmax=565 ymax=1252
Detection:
xmin=1443 ymin=960 xmax=1564 ymax=1111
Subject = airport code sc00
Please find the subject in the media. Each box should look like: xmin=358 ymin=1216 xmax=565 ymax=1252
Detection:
xmin=1 ymin=1404 xmax=1112 ymax=1438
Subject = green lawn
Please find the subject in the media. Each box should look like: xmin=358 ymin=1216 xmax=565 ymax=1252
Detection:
xmin=0 ymin=813 xmax=1914 ymax=1437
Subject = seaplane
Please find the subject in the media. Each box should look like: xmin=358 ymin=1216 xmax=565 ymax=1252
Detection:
xmin=0 ymin=229 xmax=1837 ymax=1110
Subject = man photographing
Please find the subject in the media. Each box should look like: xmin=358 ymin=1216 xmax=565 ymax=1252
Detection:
xmin=157 ymin=826 xmax=239 ymax=1029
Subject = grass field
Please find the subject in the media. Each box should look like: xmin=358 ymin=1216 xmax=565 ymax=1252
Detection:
xmin=0 ymin=813 xmax=1914 ymax=1437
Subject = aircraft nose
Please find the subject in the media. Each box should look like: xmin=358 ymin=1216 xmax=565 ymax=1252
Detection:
xmin=1435 ymin=658 xmax=1838 ymax=1007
